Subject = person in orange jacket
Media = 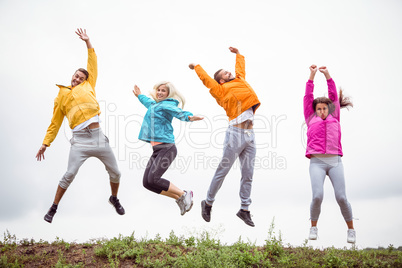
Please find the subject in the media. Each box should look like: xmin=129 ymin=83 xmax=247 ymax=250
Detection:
xmin=189 ymin=47 xmax=261 ymax=227
xmin=36 ymin=29 xmax=124 ymax=223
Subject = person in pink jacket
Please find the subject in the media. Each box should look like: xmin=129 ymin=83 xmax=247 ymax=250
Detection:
xmin=304 ymin=65 xmax=355 ymax=243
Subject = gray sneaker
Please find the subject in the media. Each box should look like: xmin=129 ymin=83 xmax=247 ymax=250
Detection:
xmin=44 ymin=206 xmax=57 ymax=223
xmin=201 ymin=200 xmax=212 ymax=222
xmin=109 ymin=195 xmax=125 ymax=215
xmin=236 ymin=209 xmax=255 ymax=227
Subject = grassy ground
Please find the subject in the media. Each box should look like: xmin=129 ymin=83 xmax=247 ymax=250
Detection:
xmin=1 ymin=222 xmax=402 ymax=267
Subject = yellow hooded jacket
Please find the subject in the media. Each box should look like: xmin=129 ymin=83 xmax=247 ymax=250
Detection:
xmin=42 ymin=48 xmax=100 ymax=146
xmin=194 ymin=54 xmax=260 ymax=121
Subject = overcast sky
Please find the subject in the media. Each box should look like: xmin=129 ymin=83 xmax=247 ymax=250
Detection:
xmin=1 ymin=0 xmax=401 ymax=249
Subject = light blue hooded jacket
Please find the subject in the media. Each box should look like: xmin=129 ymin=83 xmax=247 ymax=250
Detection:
xmin=137 ymin=95 xmax=193 ymax=143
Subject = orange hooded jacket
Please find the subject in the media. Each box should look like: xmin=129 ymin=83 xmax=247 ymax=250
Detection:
xmin=194 ymin=54 xmax=260 ymax=121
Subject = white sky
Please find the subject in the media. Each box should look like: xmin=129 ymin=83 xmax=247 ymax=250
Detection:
xmin=1 ymin=0 xmax=401 ymax=249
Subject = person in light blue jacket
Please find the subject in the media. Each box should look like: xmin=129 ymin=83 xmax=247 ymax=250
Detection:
xmin=133 ymin=81 xmax=203 ymax=215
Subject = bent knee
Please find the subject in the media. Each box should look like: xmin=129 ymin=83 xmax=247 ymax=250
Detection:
xmin=143 ymin=177 xmax=154 ymax=190
xmin=143 ymin=180 xmax=150 ymax=189
xmin=109 ymin=171 xmax=121 ymax=183
xmin=59 ymin=172 xmax=76 ymax=189
xmin=143 ymin=180 xmax=162 ymax=194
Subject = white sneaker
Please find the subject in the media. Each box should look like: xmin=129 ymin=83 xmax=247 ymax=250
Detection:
xmin=175 ymin=195 xmax=186 ymax=215
xmin=176 ymin=191 xmax=193 ymax=216
xmin=183 ymin=190 xmax=193 ymax=213
xmin=347 ymin=229 xmax=356 ymax=244
xmin=309 ymin=226 xmax=318 ymax=240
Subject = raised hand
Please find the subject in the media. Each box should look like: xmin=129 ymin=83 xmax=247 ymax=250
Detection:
xmin=309 ymin=64 xmax=317 ymax=81
xmin=188 ymin=63 xmax=196 ymax=70
xmin=133 ymin=85 xmax=142 ymax=97
xmin=188 ymin=115 xmax=204 ymax=121
xmin=229 ymin=47 xmax=239 ymax=54
xmin=318 ymin=66 xmax=328 ymax=73
xmin=75 ymin=28 xmax=89 ymax=41
xmin=75 ymin=28 xmax=93 ymax=49
xmin=319 ymin=66 xmax=331 ymax=80
xmin=310 ymin=65 xmax=317 ymax=73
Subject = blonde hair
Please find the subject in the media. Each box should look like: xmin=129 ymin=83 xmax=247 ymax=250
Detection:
xmin=150 ymin=81 xmax=186 ymax=108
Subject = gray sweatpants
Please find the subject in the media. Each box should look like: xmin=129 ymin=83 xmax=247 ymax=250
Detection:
xmin=59 ymin=127 xmax=121 ymax=189
xmin=206 ymin=126 xmax=256 ymax=210
xmin=309 ymin=156 xmax=353 ymax=222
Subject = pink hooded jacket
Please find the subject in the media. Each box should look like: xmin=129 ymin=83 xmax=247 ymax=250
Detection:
xmin=304 ymin=78 xmax=343 ymax=158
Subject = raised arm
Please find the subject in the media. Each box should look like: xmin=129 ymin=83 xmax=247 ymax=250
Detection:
xmin=75 ymin=29 xmax=97 ymax=89
xmin=189 ymin=63 xmax=221 ymax=92
xmin=319 ymin=67 xmax=340 ymax=120
xmin=133 ymin=85 xmax=155 ymax=108
xmin=309 ymin=64 xmax=317 ymax=81
xmin=328 ymin=78 xmax=340 ymax=120
xmin=319 ymin=66 xmax=337 ymax=101
xmin=230 ymin=47 xmax=246 ymax=79
xmin=304 ymin=65 xmax=317 ymax=121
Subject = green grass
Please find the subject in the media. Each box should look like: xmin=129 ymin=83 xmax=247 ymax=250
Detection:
xmin=1 ymin=223 xmax=402 ymax=267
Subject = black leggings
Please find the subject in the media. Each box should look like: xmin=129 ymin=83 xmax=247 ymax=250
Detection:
xmin=143 ymin=143 xmax=177 ymax=194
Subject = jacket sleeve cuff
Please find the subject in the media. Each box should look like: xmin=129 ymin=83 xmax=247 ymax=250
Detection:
xmin=42 ymin=141 xmax=51 ymax=147
xmin=186 ymin=112 xmax=194 ymax=121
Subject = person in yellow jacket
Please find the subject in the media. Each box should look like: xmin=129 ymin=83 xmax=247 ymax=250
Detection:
xmin=189 ymin=47 xmax=260 ymax=227
xmin=35 ymin=29 xmax=124 ymax=223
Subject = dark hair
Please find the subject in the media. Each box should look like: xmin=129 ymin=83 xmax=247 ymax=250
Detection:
xmin=214 ymin=69 xmax=223 ymax=83
xmin=338 ymin=89 xmax=353 ymax=110
xmin=313 ymin=88 xmax=353 ymax=114
xmin=313 ymin=97 xmax=335 ymax=114
xmin=75 ymin=68 xmax=89 ymax=80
